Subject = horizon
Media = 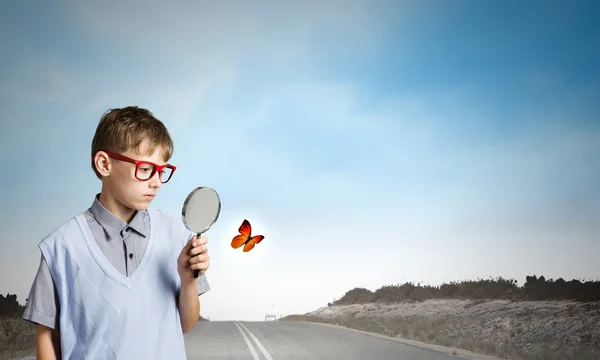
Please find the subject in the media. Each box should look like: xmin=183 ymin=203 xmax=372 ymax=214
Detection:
xmin=1 ymin=1 xmax=599 ymax=321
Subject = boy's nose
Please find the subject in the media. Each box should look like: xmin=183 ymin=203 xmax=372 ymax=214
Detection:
xmin=149 ymin=171 xmax=163 ymax=188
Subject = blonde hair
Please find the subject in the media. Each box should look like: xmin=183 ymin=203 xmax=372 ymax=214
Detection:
xmin=91 ymin=106 xmax=174 ymax=179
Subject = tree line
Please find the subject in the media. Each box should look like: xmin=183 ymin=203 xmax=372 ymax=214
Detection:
xmin=0 ymin=294 xmax=26 ymax=318
xmin=331 ymin=275 xmax=600 ymax=305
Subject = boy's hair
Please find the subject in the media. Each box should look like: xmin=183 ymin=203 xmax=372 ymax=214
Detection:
xmin=91 ymin=106 xmax=174 ymax=180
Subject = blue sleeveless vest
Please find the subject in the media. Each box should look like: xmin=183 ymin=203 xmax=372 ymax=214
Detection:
xmin=39 ymin=208 xmax=188 ymax=359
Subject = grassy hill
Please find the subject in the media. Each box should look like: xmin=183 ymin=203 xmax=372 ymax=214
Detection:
xmin=281 ymin=275 xmax=600 ymax=360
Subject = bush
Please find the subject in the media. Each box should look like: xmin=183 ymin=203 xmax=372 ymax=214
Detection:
xmin=332 ymin=276 xmax=600 ymax=305
xmin=523 ymin=275 xmax=600 ymax=302
xmin=334 ymin=287 xmax=374 ymax=305
xmin=0 ymin=294 xmax=26 ymax=318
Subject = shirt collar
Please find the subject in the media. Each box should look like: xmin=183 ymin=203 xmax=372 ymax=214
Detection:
xmin=88 ymin=194 xmax=148 ymax=239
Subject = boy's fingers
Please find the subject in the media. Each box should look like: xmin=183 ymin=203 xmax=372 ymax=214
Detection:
xmin=191 ymin=262 xmax=210 ymax=271
xmin=193 ymin=236 xmax=208 ymax=246
xmin=189 ymin=245 xmax=208 ymax=256
xmin=181 ymin=236 xmax=209 ymax=260
xmin=189 ymin=254 xmax=209 ymax=264
xmin=190 ymin=236 xmax=208 ymax=249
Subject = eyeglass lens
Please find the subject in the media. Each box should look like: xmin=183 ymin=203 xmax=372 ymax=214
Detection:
xmin=136 ymin=163 xmax=174 ymax=183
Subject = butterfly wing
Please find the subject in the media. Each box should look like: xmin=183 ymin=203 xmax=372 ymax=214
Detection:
xmin=243 ymin=240 xmax=256 ymax=252
xmin=242 ymin=235 xmax=265 ymax=252
xmin=231 ymin=234 xmax=248 ymax=249
xmin=231 ymin=219 xmax=252 ymax=249
xmin=238 ymin=219 xmax=251 ymax=237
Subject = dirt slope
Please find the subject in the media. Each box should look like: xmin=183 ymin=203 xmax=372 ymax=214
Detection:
xmin=284 ymin=299 xmax=600 ymax=360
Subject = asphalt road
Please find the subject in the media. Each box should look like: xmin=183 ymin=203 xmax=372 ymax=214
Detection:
xmin=15 ymin=321 xmax=475 ymax=360
xmin=184 ymin=321 xmax=469 ymax=360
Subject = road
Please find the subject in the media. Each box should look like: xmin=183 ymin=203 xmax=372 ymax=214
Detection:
xmin=183 ymin=321 xmax=472 ymax=360
xmin=15 ymin=321 xmax=483 ymax=360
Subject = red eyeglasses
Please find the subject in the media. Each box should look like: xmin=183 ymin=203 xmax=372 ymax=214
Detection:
xmin=104 ymin=150 xmax=177 ymax=184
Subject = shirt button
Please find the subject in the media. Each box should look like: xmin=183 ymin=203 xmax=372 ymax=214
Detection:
xmin=129 ymin=253 xmax=133 ymax=260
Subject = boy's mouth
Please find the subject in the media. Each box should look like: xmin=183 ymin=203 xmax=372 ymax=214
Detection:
xmin=144 ymin=194 xmax=156 ymax=199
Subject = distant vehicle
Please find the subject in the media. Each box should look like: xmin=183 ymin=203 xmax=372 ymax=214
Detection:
xmin=264 ymin=314 xmax=277 ymax=321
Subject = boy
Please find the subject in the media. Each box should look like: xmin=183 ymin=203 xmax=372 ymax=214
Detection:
xmin=22 ymin=106 xmax=210 ymax=359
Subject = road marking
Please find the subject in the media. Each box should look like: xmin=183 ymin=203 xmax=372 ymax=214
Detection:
xmin=238 ymin=321 xmax=274 ymax=360
xmin=234 ymin=321 xmax=261 ymax=360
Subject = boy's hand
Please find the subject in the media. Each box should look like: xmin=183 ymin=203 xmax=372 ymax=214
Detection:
xmin=178 ymin=235 xmax=210 ymax=284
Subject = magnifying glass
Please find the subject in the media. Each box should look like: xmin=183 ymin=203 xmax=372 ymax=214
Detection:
xmin=181 ymin=186 xmax=221 ymax=278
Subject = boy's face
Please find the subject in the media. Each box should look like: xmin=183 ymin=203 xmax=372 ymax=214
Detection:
xmin=101 ymin=139 xmax=171 ymax=212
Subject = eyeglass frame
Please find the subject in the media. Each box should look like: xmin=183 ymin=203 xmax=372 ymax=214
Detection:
xmin=102 ymin=150 xmax=177 ymax=184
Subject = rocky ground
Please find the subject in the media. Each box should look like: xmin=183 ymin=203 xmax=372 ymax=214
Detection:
xmin=0 ymin=318 xmax=36 ymax=360
xmin=282 ymin=299 xmax=600 ymax=360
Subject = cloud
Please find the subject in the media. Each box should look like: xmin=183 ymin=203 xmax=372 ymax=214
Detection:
xmin=62 ymin=0 xmax=382 ymax=62
xmin=2 ymin=1 xmax=598 ymax=320
xmin=80 ymin=66 xmax=238 ymax=132
xmin=0 ymin=58 xmax=80 ymax=106
xmin=172 ymin=71 xmax=600 ymax=229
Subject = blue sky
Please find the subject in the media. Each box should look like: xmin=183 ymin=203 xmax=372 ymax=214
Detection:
xmin=1 ymin=1 xmax=599 ymax=321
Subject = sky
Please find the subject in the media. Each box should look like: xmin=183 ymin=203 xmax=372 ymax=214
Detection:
xmin=0 ymin=1 xmax=599 ymax=321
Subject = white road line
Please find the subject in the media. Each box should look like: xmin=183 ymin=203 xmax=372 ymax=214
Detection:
xmin=234 ymin=321 xmax=261 ymax=360
xmin=238 ymin=321 xmax=275 ymax=360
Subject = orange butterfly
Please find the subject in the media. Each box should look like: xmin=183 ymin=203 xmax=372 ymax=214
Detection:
xmin=231 ymin=219 xmax=265 ymax=252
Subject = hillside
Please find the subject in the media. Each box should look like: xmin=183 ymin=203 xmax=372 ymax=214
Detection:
xmin=0 ymin=294 xmax=35 ymax=359
xmin=281 ymin=276 xmax=600 ymax=360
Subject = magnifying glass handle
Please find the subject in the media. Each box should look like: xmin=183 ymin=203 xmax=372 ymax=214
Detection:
xmin=193 ymin=232 xmax=202 ymax=278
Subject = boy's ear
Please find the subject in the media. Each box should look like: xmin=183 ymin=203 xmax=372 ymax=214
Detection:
xmin=94 ymin=151 xmax=112 ymax=177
